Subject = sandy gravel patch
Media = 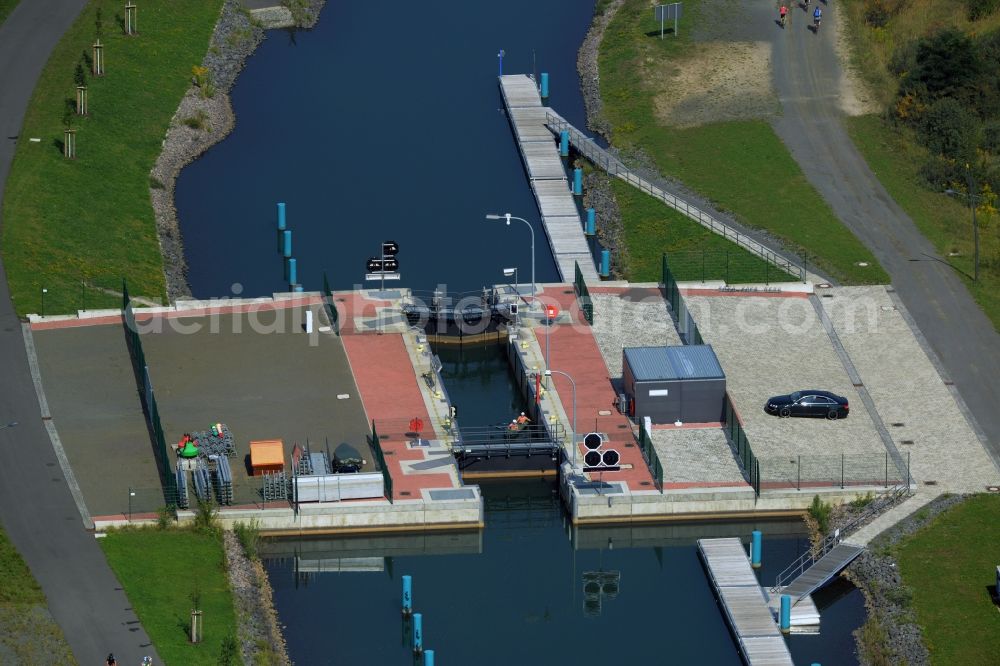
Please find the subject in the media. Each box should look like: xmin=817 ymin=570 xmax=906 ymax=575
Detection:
xmin=653 ymin=41 xmax=779 ymax=127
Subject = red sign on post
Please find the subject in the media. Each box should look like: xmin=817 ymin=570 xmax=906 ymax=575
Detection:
xmin=409 ymin=417 xmax=424 ymax=434
xmin=545 ymin=304 xmax=559 ymax=319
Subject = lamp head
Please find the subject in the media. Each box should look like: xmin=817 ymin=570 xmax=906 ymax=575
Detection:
xmin=502 ymin=268 xmax=516 ymax=277
xmin=485 ymin=214 xmax=502 ymax=220
xmin=544 ymin=370 xmax=552 ymax=377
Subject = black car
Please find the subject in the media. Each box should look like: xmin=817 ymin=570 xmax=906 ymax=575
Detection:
xmin=765 ymin=390 xmax=849 ymax=419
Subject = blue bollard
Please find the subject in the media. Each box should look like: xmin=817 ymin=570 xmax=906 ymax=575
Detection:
xmin=586 ymin=208 xmax=596 ymax=235
xmin=402 ymin=575 xmax=413 ymax=615
xmin=287 ymin=258 xmax=297 ymax=286
xmin=559 ymin=130 xmax=569 ymax=157
xmin=424 ymin=650 xmax=435 ymax=666
xmin=540 ymin=72 xmax=549 ymax=99
xmin=412 ymin=613 xmax=423 ymax=654
xmin=277 ymin=202 xmax=286 ymax=230
xmin=294 ymin=284 xmax=303 ymax=293
xmin=751 ymin=530 xmax=762 ymax=568
xmin=282 ymin=229 xmax=292 ymax=258
xmin=600 ymin=249 xmax=610 ymax=278
xmin=780 ymin=595 xmax=791 ymax=634
xmin=573 ymin=167 xmax=583 ymax=195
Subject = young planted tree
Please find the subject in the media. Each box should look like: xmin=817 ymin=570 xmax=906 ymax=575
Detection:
xmin=74 ymin=62 xmax=88 ymax=115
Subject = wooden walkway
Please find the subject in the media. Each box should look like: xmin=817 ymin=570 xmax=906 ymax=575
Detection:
xmin=698 ymin=538 xmax=794 ymax=666
xmin=498 ymin=74 xmax=599 ymax=282
xmin=780 ymin=542 xmax=864 ymax=602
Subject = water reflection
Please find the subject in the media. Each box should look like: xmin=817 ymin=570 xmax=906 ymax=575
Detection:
xmin=264 ymin=481 xmax=862 ymax=665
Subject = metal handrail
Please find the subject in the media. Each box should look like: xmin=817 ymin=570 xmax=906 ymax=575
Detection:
xmin=545 ymin=113 xmax=804 ymax=281
xmin=771 ymin=484 xmax=911 ymax=591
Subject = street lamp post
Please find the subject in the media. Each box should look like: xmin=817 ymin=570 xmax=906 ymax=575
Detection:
xmin=41 ymin=288 xmax=47 ymax=317
xmin=486 ymin=213 xmax=535 ymax=307
xmin=128 ymin=487 xmax=135 ymax=523
xmin=945 ymin=166 xmax=982 ymax=282
xmin=545 ymin=369 xmax=577 ymax=469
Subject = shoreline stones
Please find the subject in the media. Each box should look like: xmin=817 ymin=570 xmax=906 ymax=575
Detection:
xmin=223 ymin=529 xmax=291 ymax=665
xmin=149 ymin=0 xmax=326 ymax=301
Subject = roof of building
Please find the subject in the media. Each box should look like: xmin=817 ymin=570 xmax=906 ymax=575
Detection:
xmin=623 ymin=345 xmax=725 ymax=381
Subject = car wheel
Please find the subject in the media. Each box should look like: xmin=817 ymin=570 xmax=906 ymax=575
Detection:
xmin=779 ymin=407 xmax=791 ymax=418
xmin=827 ymin=409 xmax=838 ymax=420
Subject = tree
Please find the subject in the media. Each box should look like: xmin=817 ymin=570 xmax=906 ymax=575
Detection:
xmin=912 ymin=29 xmax=982 ymax=104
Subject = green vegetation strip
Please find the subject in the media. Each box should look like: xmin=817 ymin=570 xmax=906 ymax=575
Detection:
xmin=100 ymin=528 xmax=236 ymax=665
xmin=847 ymin=115 xmax=1000 ymax=328
xmin=613 ymin=179 xmax=792 ymax=283
xmin=1 ymin=0 xmax=224 ymax=316
xmin=0 ymin=527 xmax=75 ymax=663
xmin=896 ymin=494 xmax=1000 ymax=664
xmin=598 ymin=0 xmax=887 ymax=284
xmin=0 ymin=0 xmax=21 ymax=27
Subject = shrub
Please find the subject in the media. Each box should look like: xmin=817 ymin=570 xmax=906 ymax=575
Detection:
xmin=155 ymin=505 xmax=173 ymax=529
xmin=193 ymin=496 xmax=219 ymax=534
xmin=808 ymin=494 xmax=833 ymax=534
xmin=182 ymin=110 xmax=210 ymax=131
xmin=912 ymin=29 xmax=982 ymax=103
xmin=918 ymin=153 xmax=960 ymax=190
xmin=919 ymin=97 xmax=979 ymax=160
xmin=967 ymin=0 xmax=1000 ymax=21
xmin=983 ymin=121 xmax=1000 ymax=153
xmin=233 ymin=520 xmax=261 ymax=561
xmin=218 ymin=635 xmax=238 ymax=665
xmin=850 ymin=491 xmax=876 ymax=509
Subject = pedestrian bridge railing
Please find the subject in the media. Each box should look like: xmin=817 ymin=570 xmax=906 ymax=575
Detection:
xmin=545 ymin=112 xmax=803 ymax=281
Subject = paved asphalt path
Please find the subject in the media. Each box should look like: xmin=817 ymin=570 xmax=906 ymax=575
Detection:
xmin=766 ymin=1 xmax=1000 ymax=463
xmin=0 ymin=2 xmax=161 ymax=664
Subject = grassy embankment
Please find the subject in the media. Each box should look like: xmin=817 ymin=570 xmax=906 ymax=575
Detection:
xmin=100 ymin=527 xmax=237 ymax=665
xmin=0 ymin=527 xmax=75 ymax=663
xmin=895 ymin=494 xmax=1000 ymax=664
xmin=0 ymin=0 xmax=20 ymax=26
xmin=840 ymin=0 xmax=1000 ymax=328
xmin=1 ymin=0 xmax=224 ymax=316
xmin=597 ymin=0 xmax=887 ymax=285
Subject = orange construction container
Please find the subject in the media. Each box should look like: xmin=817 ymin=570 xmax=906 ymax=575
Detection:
xmin=249 ymin=439 xmax=285 ymax=476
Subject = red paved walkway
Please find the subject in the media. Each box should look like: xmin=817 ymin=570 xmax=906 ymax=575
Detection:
xmin=341 ymin=332 xmax=458 ymax=497
xmin=535 ymin=288 xmax=656 ymax=492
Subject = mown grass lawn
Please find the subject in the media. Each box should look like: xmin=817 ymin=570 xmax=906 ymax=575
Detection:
xmin=100 ymin=528 xmax=236 ymax=665
xmin=597 ymin=0 xmax=887 ymax=285
xmin=0 ymin=527 xmax=75 ymax=663
xmin=896 ymin=494 xmax=1000 ymax=665
xmin=613 ymin=178 xmax=796 ymax=283
xmin=1 ymin=0 xmax=224 ymax=316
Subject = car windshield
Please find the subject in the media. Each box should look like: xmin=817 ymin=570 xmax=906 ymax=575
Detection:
xmin=789 ymin=391 xmax=802 ymax=401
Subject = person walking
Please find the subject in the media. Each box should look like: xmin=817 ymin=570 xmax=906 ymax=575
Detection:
xmin=779 ymin=4 xmax=788 ymax=26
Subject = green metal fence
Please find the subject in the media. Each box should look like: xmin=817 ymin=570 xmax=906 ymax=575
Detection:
xmin=662 ymin=254 xmax=704 ymax=345
xmin=724 ymin=393 xmax=760 ymax=497
xmin=122 ymin=282 xmax=178 ymax=504
xmin=574 ymin=261 xmax=594 ymax=325
xmin=369 ymin=420 xmax=393 ymax=503
xmin=322 ymin=271 xmax=340 ymax=335
xmin=638 ymin=421 xmax=664 ymax=492
xmin=660 ymin=248 xmax=798 ymax=284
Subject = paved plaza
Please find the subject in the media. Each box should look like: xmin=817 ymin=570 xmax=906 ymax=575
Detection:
xmin=590 ymin=287 xmax=681 ymax=377
xmin=819 ymin=286 xmax=1000 ymax=493
xmin=32 ymin=323 xmax=160 ymax=517
xmin=139 ymin=305 xmax=374 ymax=504
xmin=685 ymin=293 xmax=886 ymax=465
xmin=651 ymin=426 xmax=746 ymax=486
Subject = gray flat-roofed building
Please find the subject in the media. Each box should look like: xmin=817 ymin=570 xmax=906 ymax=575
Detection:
xmin=622 ymin=345 xmax=726 ymax=424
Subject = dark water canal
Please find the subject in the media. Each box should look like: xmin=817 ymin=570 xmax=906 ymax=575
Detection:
xmin=264 ymin=480 xmax=865 ymax=666
xmin=176 ymin=0 xmax=595 ymax=298
xmin=180 ymin=1 xmax=866 ymax=661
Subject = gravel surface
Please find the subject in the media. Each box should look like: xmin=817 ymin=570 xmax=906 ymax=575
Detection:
xmin=652 ymin=427 xmax=745 ymax=484
xmin=576 ymin=0 xmax=622 ymax=138
xmin=150 ymin=0 xmax=326 ymax=301
xmin=590 ymin=291 xmax=680 ymax=377
xmin=224 ymin=530 xmax=290 ymax=665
